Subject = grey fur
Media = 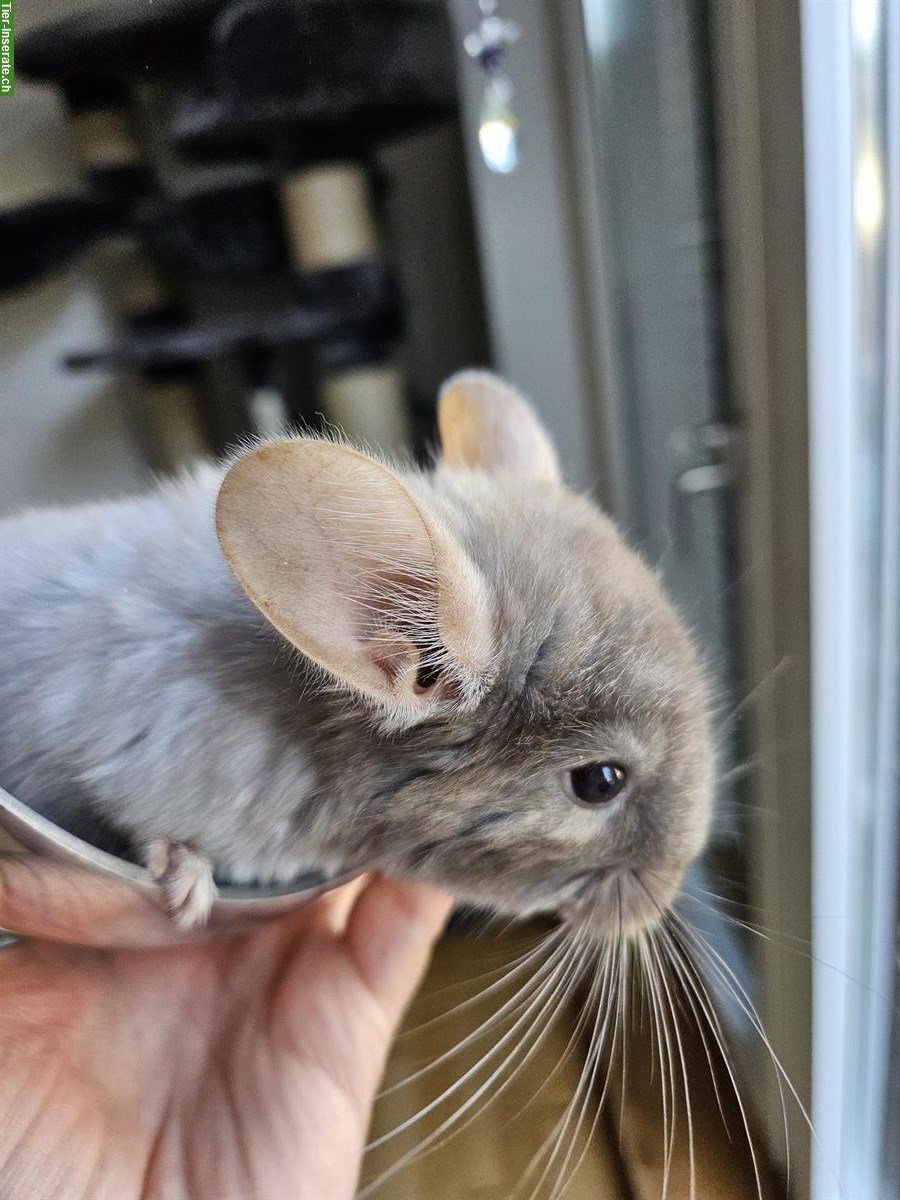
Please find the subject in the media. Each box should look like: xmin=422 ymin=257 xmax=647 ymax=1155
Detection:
xmin=0 ymin=430 xmax=714 ymax=936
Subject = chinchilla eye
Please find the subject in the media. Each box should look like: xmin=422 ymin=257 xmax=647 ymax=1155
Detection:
xmin=568 ymin=762 xmax=627 ymax=806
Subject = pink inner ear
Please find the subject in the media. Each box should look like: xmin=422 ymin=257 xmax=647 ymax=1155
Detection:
xmin=413 ymin=654 xmax=443 ymax=693
xmin=345 ymin=557 xmax=451 ymax=699
xmin=368 ymin=635 xmax=420 ymax=690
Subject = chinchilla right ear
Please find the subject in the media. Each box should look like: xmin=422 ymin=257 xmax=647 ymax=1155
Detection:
xmin=437 ymin=370 xmax=561 ymax=484
xmin=215 ymin=438 xmax=496 ymax=718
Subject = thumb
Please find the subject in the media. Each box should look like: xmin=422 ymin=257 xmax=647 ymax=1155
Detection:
xmin=343 ymin=873 xmax=454 ymax=1029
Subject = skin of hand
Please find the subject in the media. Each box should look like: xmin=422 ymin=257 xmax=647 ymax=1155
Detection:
xmin=0 ymin=855 xmax=452 ymax=1200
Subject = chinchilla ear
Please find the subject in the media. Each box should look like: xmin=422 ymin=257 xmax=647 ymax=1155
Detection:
xmin=437 ymin=370 xmax=561 ymax=484
xmin=216 ymin=439 xmax=495 ymax=714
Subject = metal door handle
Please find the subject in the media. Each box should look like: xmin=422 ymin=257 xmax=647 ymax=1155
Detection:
xmin=670 ymin=422 xmax=742 ymax=554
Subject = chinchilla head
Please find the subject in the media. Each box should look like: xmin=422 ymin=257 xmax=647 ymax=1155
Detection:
xmin=216 ymin=371 xmax=714 ymax=940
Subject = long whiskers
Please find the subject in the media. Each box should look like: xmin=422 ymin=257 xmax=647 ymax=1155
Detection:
xmin=638 ymin=929 xmax=676 ymax=1197
xmin=648 ymin=928 xmax=696 ymax=1200
xmin=656 ymin=922 xmax=732 ymax=1139
xmin=373 ymin=931 xmax=572 ymax=1113
xmin=387 ymin=925 xmax=568 ymax=1063
xmin=673 ymin=915 xmax=795 ymax=1183
xmin=681 ymin=886 xmax=897 ymax=1007
xmin=518 ymin=940 xmax=624 ymax=1195
xmin=658 ymin=918 xmax=765 ymax=1200
xmin=635 ymin=870 xmax=766 ymax=1200
xmin=526 ymin=936 xmax=621 ymax=1200
xmin=361 ymin=926 xmax=593 ymax=1195
xmin=545 ymin=933 xmax=632 ymax=1200
xmin=367 ymin=868 xmax=827 ymax=1199
xmin=499 ymin=936 xmax=612 ymax=1135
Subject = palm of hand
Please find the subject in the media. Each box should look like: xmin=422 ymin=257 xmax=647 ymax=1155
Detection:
xmin=0 ymin=865 xmax=450 ymax=1200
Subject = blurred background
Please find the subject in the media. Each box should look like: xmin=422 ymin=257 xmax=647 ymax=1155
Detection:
xmin=0 ymin=0 xmax=896 ymax=1197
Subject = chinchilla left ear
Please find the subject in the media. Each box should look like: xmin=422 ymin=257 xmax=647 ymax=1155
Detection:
xmin=216 ymin=438 xmax=496 ymax=714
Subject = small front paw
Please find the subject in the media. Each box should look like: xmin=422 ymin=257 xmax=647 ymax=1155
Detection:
xmin=144 ymin=840 xmax=217 ymax=930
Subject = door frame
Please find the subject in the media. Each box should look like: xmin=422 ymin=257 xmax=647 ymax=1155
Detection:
xmin=451 ymin=0 xmax=814 ymax=1191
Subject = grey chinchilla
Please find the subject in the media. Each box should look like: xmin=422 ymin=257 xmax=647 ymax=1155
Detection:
xmin=0 ymin=372 xmax=714 ymax=931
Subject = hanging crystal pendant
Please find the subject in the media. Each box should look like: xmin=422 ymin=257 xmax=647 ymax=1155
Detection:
xmin=464 ymin=1 xmax=521 ymax=175
xmin=478 ymin=71 xmax=519 ymax=174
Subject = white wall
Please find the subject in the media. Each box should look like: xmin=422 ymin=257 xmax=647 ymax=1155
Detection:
xmin=0 ymin=79 xmax=147 ymax=515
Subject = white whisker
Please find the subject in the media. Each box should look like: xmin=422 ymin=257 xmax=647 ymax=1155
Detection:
xmin=361 ymin=932 xmax=592 ymax=1194
xmin=390 ymin=925 xmax=567 ymax=1057
xmin=374 ymin=932 xmax=572 ymax=1110
xmin=657 ymin=922 xmax=731 ymax=1140
xmin=648 ymin=930 xmax=696 ymax=1200
xmin=672 ymin=914 xmax=799 ymax=1188
xmin=549 ymin=933 xmax=630 ymax=1200
xmin=518 ymin=941 xmax=618 ymax=1200
xmin=500 ymin=933 xmax=609 ymax=1136
xmin=638 ymin=931 xmax=675 ymax=1198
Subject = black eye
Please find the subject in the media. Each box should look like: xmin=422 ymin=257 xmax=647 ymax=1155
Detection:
xmin=569 ymin=762 xmax=627 ymax=806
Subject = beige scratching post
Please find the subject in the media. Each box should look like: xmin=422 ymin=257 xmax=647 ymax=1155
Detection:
xmin=281 ymin=163 xmax=409 ymax=454
xmin=70 ymin=106 xmax=143 ymax=177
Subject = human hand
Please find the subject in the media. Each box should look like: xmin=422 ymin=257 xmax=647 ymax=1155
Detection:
xmin=0 ymin=855 xmax=452 ymax=1200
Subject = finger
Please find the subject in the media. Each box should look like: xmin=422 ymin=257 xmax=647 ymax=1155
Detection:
xmin=342 ymin=873 xmax=454 ymax=1029
xmin=301 ymin=873 xmax=372 ymax=936
xmin=0 ymin=853 xmax=176 ymax=947
xmin=253 ymin=875 xmax=371 ymax=961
